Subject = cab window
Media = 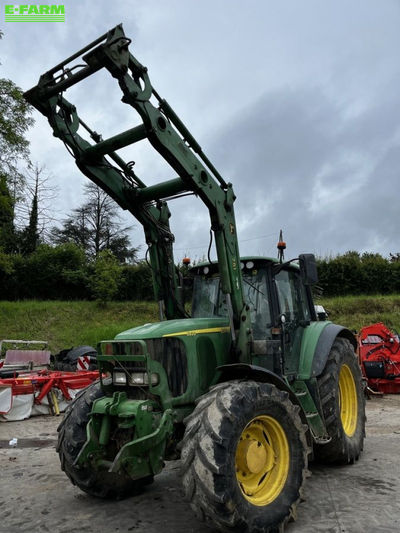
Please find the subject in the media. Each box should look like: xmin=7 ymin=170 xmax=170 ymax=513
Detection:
xmin=243 ymin=269 xmax=272 ymax=339
xmin=275 ymin=269 xmax=311 ymax=322
xmin=192 ymin=276 xmax=225 ymax=317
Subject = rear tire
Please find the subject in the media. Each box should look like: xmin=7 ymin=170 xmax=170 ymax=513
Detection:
xmin=314 ymin=337 xmax=365 ymax=464
xmin=181 ymin=380 xmax=310 ymax=533
xmin=57 ymin=382 xmax=153 ymax=498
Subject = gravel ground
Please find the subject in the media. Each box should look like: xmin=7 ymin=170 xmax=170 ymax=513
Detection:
xmin=0 ymin=395 xmax=399 ymax=533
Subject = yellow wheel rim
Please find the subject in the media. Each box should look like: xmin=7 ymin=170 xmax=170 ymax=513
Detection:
xmin=235 ymin=416 xmax=289 ymax=506
xmin=338 ymin=364 xmax=358 ymax=437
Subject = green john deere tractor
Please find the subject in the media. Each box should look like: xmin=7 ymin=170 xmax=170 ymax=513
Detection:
xmin=25 ymin=25 xmax=365 ymax=533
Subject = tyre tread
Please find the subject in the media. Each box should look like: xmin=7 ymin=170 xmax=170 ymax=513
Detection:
xmin=315 ymin=337 xmax=366 ymax=464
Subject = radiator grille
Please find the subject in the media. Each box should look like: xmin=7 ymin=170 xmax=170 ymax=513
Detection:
xmin=146 ymin=338 xmax=188 ymax=397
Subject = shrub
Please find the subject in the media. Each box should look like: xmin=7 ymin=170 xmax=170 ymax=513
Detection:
xmin=90 ymin=250 xmax=121 ymax=303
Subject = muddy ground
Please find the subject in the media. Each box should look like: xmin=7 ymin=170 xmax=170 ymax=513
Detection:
xmin=0 ymin=395 xmax=399 ymax=533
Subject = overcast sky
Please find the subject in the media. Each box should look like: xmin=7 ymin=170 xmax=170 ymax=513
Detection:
xmin=2 ymin=0 xmax=400 ymax=261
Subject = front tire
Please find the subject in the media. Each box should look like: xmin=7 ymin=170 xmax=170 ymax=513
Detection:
xmin=314 ymin=337 xmax=366 ymax=464
xmin=57 ymin=382 xmax=152 ymax=498
xmin=181 ymin=381 xmax=310 ymax=533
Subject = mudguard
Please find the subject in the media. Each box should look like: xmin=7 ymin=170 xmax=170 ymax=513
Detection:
xmin=298 ymin=322 xmax=357 ymax=380
xmin=216 ymin=363 xmax=314 ymax=446
xmin=217 ymin=363 xmax=293 ymax=394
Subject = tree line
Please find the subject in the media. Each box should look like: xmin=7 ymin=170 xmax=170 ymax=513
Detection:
xmin=0 ymin=163 xmax=152 ymax=301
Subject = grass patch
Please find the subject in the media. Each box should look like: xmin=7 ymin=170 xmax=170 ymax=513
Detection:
xmin=320 ymin=294 xmax=400 ymax=332
xmin=0 ymin=301 xmax=158 ymax=353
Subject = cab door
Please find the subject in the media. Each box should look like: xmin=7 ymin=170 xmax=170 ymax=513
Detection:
xmin=274 ymin=268 xmax=312 ymax=376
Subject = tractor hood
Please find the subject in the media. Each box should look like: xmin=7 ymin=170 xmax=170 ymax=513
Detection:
xmin=115 ymin=317 xmax=231 ymax=340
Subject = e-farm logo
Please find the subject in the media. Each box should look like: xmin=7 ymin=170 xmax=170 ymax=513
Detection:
xmin=5 ymin=4 xmax=65 ymax=22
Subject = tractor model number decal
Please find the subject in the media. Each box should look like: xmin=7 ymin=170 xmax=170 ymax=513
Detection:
xmin=163 ymin=327 xmax=231 ymax=337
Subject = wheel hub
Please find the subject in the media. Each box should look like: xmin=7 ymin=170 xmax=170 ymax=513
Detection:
xmin=236 ymin=438 xmax=272 ymax=475
xmin=339 ymin=363 xmax=358 ymax=437
xmin=235 ymin=415 xmax=289 ymax=506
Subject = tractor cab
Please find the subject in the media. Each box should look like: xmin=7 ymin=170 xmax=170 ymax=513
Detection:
xmin=190 ymin=256 xmax=317 ymax=375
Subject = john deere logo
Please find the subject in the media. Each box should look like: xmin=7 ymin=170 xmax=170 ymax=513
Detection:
xmin=5 ymin=4 xmax=65 ymax=21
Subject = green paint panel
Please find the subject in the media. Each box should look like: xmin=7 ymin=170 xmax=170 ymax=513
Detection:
xmin=291 ymin=379 xmax=327 ymax=439
xmin=114 ymin=317 xmax=230 ymax=340
xmin=297 ymin=321 xmax=332 ymax=379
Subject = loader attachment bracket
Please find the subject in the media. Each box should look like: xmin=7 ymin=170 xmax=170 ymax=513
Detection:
xmin=75 ymin=392 xmax=173 ymax=480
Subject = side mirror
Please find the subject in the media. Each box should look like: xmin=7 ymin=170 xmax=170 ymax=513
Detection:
xmin=299 ymin=254 xmax=318 ymax=285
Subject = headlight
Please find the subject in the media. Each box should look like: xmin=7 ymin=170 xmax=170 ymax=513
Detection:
xmin=129 ymin=372 xmax=159 ymax=386
xmin=150 ymin=373 xmax=160 ymax=385
xmin=130 ymin=372 xmax=146 ymax=385
xmin=113 ymin=371 xmax=127 ymax=385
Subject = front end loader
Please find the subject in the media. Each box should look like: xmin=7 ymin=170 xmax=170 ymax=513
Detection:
xmin=25 ymin=25 xmax=365 ymax=532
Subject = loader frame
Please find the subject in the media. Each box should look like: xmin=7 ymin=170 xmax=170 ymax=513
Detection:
xmin=25 ymin=24 xmax=252 ymax=360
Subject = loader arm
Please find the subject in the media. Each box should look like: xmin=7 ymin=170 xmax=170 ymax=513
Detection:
xmin=24 ymin=24 xmax=252 ymax=361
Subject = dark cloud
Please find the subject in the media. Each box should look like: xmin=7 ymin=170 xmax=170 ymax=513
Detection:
xmin=206 ymin=79 xmax=400 ymax=258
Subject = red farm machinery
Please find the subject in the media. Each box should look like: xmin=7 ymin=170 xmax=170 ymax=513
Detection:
xmin=358 ymin=322 xmax=400 ymax=394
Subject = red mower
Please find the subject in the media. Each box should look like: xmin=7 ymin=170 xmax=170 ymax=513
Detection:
xmin=358 ymin=322 xmax=400 ymax=394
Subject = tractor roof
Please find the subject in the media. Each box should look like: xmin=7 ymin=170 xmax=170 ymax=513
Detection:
xmin=189 ymin=256 xmax=299 ymax=271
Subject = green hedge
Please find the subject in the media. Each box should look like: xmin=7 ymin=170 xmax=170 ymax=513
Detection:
xmin=1 ymin=246 xmax=399 ymax=300
xmin=317 ymin=251 xmax=400 ymax=296
xmin=0 ymin=243 xmax=153 ymax=301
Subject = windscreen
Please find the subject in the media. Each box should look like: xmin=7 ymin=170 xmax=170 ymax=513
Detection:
xmin=191 ymin=268 xmax=271 ymax=339
xmin=192 ymin=276 xmax=226 ymax=318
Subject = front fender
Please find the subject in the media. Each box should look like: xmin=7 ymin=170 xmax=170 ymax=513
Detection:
xmin=216 ymin=363 xmax=314 ymax=447
xmin=298 ymin=322 xmax=357 ymax=380
xmin=217 ymin=363 xmax=293 ymax=395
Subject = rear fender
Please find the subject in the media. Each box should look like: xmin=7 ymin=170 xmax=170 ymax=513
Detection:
xmin=298 ymin=322 xmax=357 ymax=380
